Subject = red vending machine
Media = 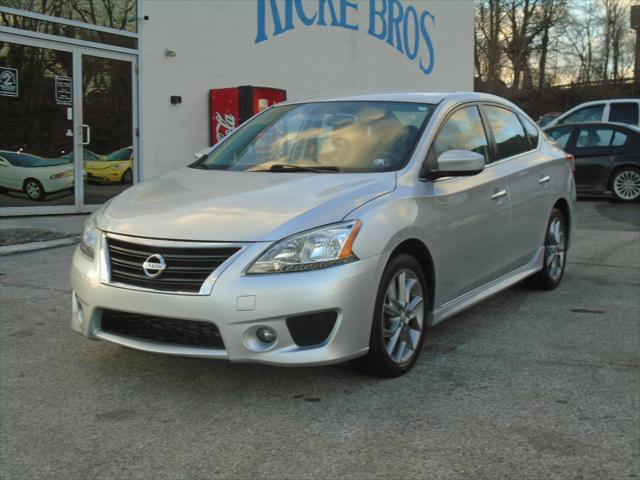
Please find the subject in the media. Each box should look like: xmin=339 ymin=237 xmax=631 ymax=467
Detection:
xmin=209 ymin=86 xmax=287 ymax=145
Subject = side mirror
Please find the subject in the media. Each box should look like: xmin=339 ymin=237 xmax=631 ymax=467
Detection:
xmin=194 ymin=146 xmax=213 ymax=161
xmin=424 ymin=150 xmax=485 ymax=180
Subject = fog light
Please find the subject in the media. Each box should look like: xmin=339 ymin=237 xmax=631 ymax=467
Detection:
xmin=256 ymin=326 xmax=276 ymax=344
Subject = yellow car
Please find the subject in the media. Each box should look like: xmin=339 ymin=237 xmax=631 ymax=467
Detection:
xmin=84 ymin=147 xmax=133 ymax=184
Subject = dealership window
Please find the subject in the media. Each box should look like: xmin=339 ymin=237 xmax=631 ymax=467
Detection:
xmin=1 ymin=0 xmax=137 ymax=32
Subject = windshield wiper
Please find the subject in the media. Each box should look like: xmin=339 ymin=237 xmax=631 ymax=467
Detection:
xmin=256 ymin=164 xmax=340 ymax=173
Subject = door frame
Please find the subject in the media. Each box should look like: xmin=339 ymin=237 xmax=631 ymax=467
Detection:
xmin=0 ymin=33 xmax=138 ymax=216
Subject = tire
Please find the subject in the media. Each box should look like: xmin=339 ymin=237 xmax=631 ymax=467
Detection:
xmin=610 ymin=166 xmax=640 ymax=202
xmin=122 ymin=169 xmax=133 ymax=184
xmin=354 ymin=253 xmax=428 ymax=378
xmin=525 ymin=208 xmax=567 ymax=291
xmin=24 ymin=179 xmax=45 ymax=201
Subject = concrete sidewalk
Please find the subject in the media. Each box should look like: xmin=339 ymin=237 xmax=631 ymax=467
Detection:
xmin=0 ymin=214 xmax=88 ymax=255
xmin=0 ymin=214 xmax=88 ymax=235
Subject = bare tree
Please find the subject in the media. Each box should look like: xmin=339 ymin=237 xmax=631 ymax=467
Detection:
xmin=476 ymin=0 xmax=508 ymax=90
xmin=535 ymin=0 xmax=567 ymax=90
xmin=502 ymin=0 xmax=541 ymax=89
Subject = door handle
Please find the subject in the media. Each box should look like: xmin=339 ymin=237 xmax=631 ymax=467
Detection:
xmin=538 ymin=175 xmax=550 ymax=184
xmin=491 ymin=189 xmax=507 ymax=200
xmin=80 ymin=124 xmax=91 ymax=145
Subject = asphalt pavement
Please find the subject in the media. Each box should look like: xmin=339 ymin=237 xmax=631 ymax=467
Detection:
xmin=0 ymin=200 xmax=638 ymax=480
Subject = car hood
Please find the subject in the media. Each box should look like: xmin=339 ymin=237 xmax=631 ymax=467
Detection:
xmin=98 ymin=167 xmax=396 ymax=241
xmin=85 ymin=160 xmax=125 ymax=170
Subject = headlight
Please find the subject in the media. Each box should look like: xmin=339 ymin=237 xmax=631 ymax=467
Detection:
xmin=247 ymin=220 xmax=362 ymax=274
xmin=50 ymin=170 xmax=73 ymax=179
xmin=111 ymin=164 xmax=122 ymax=170
xmin=80 ymin=214 xmax=98 ymax=259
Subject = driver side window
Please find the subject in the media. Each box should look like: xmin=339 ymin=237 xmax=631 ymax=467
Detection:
xmin=432 ymin=106 xmax=490 ymax=164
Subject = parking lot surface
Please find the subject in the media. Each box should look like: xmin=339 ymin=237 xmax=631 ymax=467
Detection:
xmin=0 ymin=200 xmax=638 ymax=480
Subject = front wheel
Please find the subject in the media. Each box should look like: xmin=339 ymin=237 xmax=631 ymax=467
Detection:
xmin=611 ymin=167 xmax=640 ymax=202
xmin=24 ymin=179 xmax=45 ymax=201
xmin=526 ymin=208 xmax=567 ymax=290
xmin=354 ymin=254 xmax=428 ymax=378
xmin=122 ymin=169 xmax=133 ymax=184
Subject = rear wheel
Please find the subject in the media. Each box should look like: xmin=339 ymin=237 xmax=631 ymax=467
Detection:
xmin=526 ymin=208 xmax=567 ymax=290
xmin=354 ymin=254 xmax=428 ymax=377
xmin=24 ymin=179 xmax=45 ymax=201
xmin=611 ymin=167 xmax=640 ymax=202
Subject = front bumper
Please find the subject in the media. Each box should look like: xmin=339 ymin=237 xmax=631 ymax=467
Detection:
xmin=70 ymin=235 xmax=386 ymax=366
xmin=45 ymin=176 xmax=74 ymax=193
xmin=85 ymin=169 xmax=122 ymax=183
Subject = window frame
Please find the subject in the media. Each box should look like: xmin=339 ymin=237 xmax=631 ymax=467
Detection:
xmin=478 ymin=102 xmax=539 ymax=166
xmin=421 ymin=102 xmax=493 ymax=177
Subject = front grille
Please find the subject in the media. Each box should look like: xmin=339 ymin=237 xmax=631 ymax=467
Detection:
xmin=286 ymin=311 xmax=337 ymax=347
xmin=106 ymin=237 xmax=240 ymax=293
xmin=101 ymin=310 xmax=224 ymax=348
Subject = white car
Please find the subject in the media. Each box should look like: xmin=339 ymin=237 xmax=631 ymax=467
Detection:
xmin=0 ymin=150 xmax=74 ymax=201
xmin=546 ymin=99 xmax=640 ymax=128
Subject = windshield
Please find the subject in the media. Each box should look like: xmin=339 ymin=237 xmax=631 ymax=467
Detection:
xmin=105 ymin=147 xmax=132 ymax=161
xmin=1 ymin=151 xmax=69 ymax=167
xmin=191 ymin=101 xmax=435 ymax=173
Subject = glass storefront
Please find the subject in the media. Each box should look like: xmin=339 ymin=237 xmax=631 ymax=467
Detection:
xmin=0 ymin=1 xmax=137 ymax=215
xmin=1 ymin=0 xmax=138 ymax=32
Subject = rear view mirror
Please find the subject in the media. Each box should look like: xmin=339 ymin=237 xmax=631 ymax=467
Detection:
xmin=425 ymin=150 xmax=485 ymax=180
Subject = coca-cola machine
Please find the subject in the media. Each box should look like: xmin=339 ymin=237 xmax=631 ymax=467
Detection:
xmin=210 ymin=86 xmax=287 ymax=145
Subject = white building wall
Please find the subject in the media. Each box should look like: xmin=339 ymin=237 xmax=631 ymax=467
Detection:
xmin=139 ymin=0 xmax=474 ymax=178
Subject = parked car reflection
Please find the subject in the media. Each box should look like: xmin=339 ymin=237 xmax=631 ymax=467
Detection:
xmin=59 ymin=149 xmax=101 ymax=163
xmin=84 ymin=146 xmax=133 ymax=184
xmin=0 ymin=150 xmax=74 ymax=201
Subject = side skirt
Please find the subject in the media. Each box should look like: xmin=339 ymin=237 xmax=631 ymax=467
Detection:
xmin=428 ymin=247 xmax=545 ymax=326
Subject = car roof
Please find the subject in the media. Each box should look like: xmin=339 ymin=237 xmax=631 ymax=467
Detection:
xmin=279 ymin=91 xmax=509 ymax=106
xmin=566 ymin=99 xmax=640 ymax=107
xmin=544 ymin=122 xmax=640 ymax=133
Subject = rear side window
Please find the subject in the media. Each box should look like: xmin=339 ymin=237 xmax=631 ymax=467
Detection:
xmin=546 ymin=126 xmax=573 ymax=149
xmin=484 ymin=106 xmax=530 ymax=160
xmin=521 ymin=115 xmax=540 ymax=148
xmin=611 ymin=131 xmax=630 ymax=147
xmin=559 ymin=104 xmax=604 ymax=124
xmin=432 ymin=106 xmax=490 ymax=164
xmin=609 ymin=103 xmax=639 ymax=125
xmin=575 ymin=127 xmax=614 ymax=148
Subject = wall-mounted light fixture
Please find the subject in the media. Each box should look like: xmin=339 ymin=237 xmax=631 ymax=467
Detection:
xmin=164 ymin=48 xmax=176 ymax=58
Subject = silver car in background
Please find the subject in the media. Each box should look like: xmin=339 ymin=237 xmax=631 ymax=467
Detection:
xmin=71 ymin=92 xmax=576 ymax=377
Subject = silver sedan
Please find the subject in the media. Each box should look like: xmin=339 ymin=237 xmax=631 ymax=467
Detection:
xmin=71 ymin=92 xmax=576 ymax=377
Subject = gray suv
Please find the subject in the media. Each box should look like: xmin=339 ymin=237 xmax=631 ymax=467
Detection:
xmin=71 ymin=92 xmax=576 ymax=377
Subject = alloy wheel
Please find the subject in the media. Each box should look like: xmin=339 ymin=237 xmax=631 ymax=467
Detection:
xmin=545 ymin=217 xmax=566 ymax=281
xmin=25 ymin=181 xmax=41 ymax=200
xmin=382 ymin=268 xmax=424 ymax=365
xmin=613 ymin=169 xmax=640 ymax=201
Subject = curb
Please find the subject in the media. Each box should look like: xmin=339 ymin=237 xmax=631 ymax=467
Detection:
xmin=0 ymin=236 xmax=80 ymax=256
